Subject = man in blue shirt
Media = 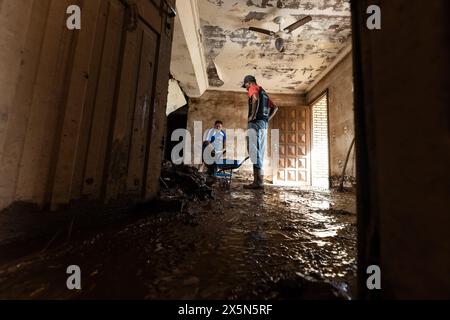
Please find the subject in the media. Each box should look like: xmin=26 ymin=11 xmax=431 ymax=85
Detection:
xmin=204 ymin=120 xmax=227 ymax=157
xmin=201 ymin=120 xmax=227 ymax=175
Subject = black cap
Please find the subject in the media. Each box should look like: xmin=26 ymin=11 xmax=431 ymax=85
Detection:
xmin=241 ymin=75 xmax=256 ymax=88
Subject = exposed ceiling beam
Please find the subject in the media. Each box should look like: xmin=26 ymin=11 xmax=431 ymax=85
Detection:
xmin=174 ymin=0 xmax=208 ymax=97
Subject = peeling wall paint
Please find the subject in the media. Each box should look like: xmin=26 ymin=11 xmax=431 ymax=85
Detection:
xmin=307 ymin=52 xmax=354 ymax=185
xmin=199 ymin=0 xmax=351 ymax=93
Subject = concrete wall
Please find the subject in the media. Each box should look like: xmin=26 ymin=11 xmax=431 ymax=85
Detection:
xmin=352 ymin=0 xmax=450 ymax=299
xmin=187 ymin=90 xmax=252 ymax=171
xmin=188 ymin=90 xmax=248 ymax=144
xmin=307 ymin=52 xmax=355 ymax=187
xmin=0 ymin=0 xmax=175 ymax=211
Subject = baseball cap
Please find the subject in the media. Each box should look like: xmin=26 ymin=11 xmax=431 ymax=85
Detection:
xmin=241 ymin=75 xmax=256 ymax=88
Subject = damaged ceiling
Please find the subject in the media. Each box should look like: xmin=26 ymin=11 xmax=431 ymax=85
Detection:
xmin=199 ymin=0 xmax=352 ymax=94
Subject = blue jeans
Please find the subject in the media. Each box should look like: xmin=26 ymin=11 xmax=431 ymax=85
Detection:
xmin=248 ymin=120 xmax=268 ymax=170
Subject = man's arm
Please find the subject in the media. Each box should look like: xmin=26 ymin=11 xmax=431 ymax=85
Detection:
xmin=268 ymin=104 xmax=279 ymax=122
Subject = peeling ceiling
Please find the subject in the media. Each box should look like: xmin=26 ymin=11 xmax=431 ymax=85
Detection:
xmin=199 ymin=0 xmax=352 ymax=94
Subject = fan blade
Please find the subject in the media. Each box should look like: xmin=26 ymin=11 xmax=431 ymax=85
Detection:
xmin=249 ymin=27 xmax=274 ymax=36
xmin=284 ymin=15 xmax=312 ymax=33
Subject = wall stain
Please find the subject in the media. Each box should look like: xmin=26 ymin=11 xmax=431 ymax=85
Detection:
xmin=207 ymin=61 xmax=225 ymax=87
xmin=244 ymin=11 xmax=266 ymax=22
xmin=207 ymin=0 xmax=224 ymax=6
xmin=221 ymin=0 xmax=351 ymax=11
xmin=202 ymin=24 xmax=227 ymax=60
xmin=229 ymin=28 xmax=258 ymax=48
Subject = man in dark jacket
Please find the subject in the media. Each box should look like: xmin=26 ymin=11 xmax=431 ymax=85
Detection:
xmin=242 ymin=75 xmax=278 ymax=190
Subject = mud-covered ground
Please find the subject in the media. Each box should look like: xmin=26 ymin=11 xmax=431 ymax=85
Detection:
xmin=0 ymin=181 xmax=356 ymax=300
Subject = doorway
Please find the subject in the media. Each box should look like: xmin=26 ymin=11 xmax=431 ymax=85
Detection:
xmin=164 ymin=105 xmax=189 ymax=161
xmin=311 ymin=93 xmax=330 ymax=189
xmin=271 ymin=106 xmax=311 ymax=186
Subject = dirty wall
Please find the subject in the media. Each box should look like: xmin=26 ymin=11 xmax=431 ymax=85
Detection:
xmin=307 ymin=52 xmax=355 ymax=186
xmin=353 ymin=0 xmax=450 ymax=299
xmin=0 ymin=0 xmax=175 ymax=211
xmin=186 ymin=91 xmax=250 ymax=171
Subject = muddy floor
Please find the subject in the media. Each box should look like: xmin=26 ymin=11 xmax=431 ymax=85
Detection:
xmin=0 ymin=180 xmax=356 ymax=300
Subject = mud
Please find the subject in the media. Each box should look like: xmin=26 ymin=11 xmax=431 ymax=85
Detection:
xmin=0 ymin=179 xmax=356 ymax=300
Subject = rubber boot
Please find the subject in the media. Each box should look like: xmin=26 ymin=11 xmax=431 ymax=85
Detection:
xmin=255 ymin=167 xmax=265 ymax=189
xmin=244 ymin=167 xmax=264 ymax=190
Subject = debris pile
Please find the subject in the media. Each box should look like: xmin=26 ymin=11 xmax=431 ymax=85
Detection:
xmin=160 ymin=161 xmax=213 ymax=200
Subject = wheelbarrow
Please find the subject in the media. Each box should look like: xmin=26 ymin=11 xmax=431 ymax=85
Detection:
xmin=214 ymin=157 xmax=250 ymax=189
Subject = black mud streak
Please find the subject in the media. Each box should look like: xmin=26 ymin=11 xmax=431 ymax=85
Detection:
xmin=207 ymin=61 xmax=225 ymax=87
xmin=201 ymin=25 xmax=227 ymax=60
xmin=243 ymin=0 xmax=349 ymax=11
xmin=207 ymin=0 xmax=224 ymax=7
xmin=244 ymin=11 xmax=267 ymax=22
xmin=229 ymin=28 xmax=258 ymax=48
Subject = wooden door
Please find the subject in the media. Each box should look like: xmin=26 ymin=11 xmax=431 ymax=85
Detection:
xmin=271 ymin=106 xmax=311 ymax=186
xmin=104 ymin=2 xmax=161 ymax=200
xmin=79 ymin=0 xmax=161 ymax=200
xmin=125 ymin=24 xmax=159 ymax=194
xmin=46 ymin=0 xmax=174 ymax=209
xmin=81 ymin=0 xmax=126 ymax=199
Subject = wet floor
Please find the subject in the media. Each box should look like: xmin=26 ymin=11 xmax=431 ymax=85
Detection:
xmin=0 ymin=181 xmax=356 ymax=300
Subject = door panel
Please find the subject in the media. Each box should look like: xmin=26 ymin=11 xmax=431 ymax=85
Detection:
xmin=272 ymin=106 xmax=311 ymax=186
xmin=126 ymin=25 xmax=159 ymax=194
xmin=103 ymin=17 xmax=142 ymax=200
xmin=71 ymin=0 xmax=111 ymax=200
xmin=82 ymin=0 xmax=125 ymax=198
xmin=80 ymin=0 xmax=160 ymax=200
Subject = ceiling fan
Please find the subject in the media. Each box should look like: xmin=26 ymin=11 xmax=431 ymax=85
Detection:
xmin=249 ymin=15 xmax=312 ymax=52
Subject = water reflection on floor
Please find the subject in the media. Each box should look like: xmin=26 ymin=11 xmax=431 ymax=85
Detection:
xmin=0 ymin=183 xmax=357 ymax=299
